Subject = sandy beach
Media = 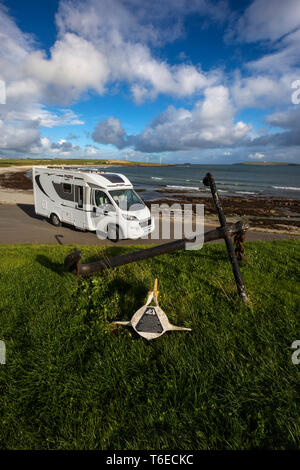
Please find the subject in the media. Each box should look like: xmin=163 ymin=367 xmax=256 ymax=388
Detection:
xmin=0 ymin=166 xmax=34 ymax=204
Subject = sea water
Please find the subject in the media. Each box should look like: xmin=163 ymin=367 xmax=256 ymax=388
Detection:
xmin=27 ymin=164 xmax=300 ymax=201
xmin=96 ymin=164 xmax=300 ymax=201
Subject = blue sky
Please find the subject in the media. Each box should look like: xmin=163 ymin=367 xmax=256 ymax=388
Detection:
xmin=0 ymin=0 xmax=300 ymax=163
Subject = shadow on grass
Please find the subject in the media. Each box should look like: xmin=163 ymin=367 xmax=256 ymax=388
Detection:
xmin=194 ymin=251 xmax=228 ymax=262
xmin=108 ymin=276 xmax=148 ymax=316
xmin=36 ymin=254 xmax=65 ymax=275
xmin=79 ymin=246 xmax=137 ymax=265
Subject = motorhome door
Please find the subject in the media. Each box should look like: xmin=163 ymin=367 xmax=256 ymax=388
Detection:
xmin=73 ymin=185 xmax=86 ymax=229
xmin=91 ymin=189 xmax=116 ymax=233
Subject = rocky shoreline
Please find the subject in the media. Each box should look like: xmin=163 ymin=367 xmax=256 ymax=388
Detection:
xmin=0 ymin=167 xmax=33 ymax=190
xmin=145 ymin=190 xmax=300 ymax=231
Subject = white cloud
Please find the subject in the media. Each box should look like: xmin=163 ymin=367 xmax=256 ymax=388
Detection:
xmin=5 ymin=107 xmax=84 ymax=128
xmin=0 ymin=0 xmax=226 ymax=158
xmin=247 ymin=29 xmax=300 ymax=74
xmin=0 ymin=120 xmax=102 ymax=158
xmin=0 ymin=0 xmax=224 ymax=114
xmin=1 ymin=0 xmax=300 ymax=161
xmin=52 ymin=0 xmax=222 ymax=103
xmin=229 ymin=0 xmax=300 ymax=43
xmin=56 ymin=0 xmax=228 ymax=46
xmin=227 ymin=0 xmax=300 ymax=112
xmin=267 ymin=107 xmax=300 ymax=129
xmin=23 ymin=33 xmax=109 ymax=103
xmin=92 ymin=117 xmax=127 ymax=148
xmin=6 ymin=135 xmax=103 ymax=158
xmin=249 ymin=152 xmax=265 ymax=160
xmin=92 ymin=86 xmax=252 ymax=152
xmin=116 ymin=45 xmax=215 ymax=102
xmin=231 ymin=72 xmax=299 ymax=109
xmin=235 ymin=105 xmax=300 ymax=150
xmin=6 ymin=79 xmax=42 ymax=103
xmin=0 ymin=120 xmax=40 ymax=151
xmin=0 ymin=5 xmax=88 ymax=157
xmin=0 ymin=4 xmax=33 ymax=81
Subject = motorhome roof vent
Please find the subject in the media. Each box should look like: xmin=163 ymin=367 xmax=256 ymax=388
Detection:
xmin=102 ymin=173 xmax=125 ymax=183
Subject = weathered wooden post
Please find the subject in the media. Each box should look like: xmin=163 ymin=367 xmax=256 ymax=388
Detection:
xmin=203 ymin=172 xmax=249 ymax=304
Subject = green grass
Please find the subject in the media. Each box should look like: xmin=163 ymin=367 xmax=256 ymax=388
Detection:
xmin=0 ymin=157 xmax=107 ymax=167
xmin=0 ymin=241 xmax=299 ymax=450
xmin=0 ymin=158 xmax=162 ymax=167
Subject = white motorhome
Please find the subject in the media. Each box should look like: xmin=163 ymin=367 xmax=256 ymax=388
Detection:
xmin=33 ymin=166 xmax=154 ymax=241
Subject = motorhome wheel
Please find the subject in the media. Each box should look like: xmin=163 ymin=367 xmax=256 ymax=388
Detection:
xmin=50 ymin=213 xmax=61 ymax=227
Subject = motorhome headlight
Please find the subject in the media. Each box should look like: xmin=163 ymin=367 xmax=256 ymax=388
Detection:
xmin=122 ymin=214 xmax=138 ymax=221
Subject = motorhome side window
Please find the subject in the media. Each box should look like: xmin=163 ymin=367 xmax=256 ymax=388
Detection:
xmin=63 ymin=183 xmax=72 ymax=194
xmin=94 ymin=190 xmax=112 ymax=208
xmin=75 ymin=186 xmax=84 ymax=208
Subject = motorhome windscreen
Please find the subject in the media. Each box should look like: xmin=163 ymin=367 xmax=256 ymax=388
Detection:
xmin=109 ymin=189 xmax=145 ymax=211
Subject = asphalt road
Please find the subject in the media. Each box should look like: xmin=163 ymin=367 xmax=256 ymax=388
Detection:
xmin=0 ymin=203 xmax=298 ymax=246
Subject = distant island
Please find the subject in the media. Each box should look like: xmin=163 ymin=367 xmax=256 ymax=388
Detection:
xmin=234 ymin=161 xmax=299 ymax=166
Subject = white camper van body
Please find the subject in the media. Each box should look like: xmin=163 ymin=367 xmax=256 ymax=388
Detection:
xmin=33 ymin=166 xmax=154 ymax=239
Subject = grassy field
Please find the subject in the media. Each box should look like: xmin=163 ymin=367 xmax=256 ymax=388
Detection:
xmin=0 ymin=158 xmax=163 ymax=167
xmin=0 ymin=240 xmax=299 ymax=450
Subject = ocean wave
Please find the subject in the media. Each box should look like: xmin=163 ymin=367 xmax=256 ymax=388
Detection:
xmin=236 ymin=191 xmax=256 ymax=195
xmin=151 ymin=177 xmax=163 ymax=180
xmin=217 ymin=181 xmax=253 ymax=187
xmin=166 ymin=185 xmax=200 ymax=191
xmin=272 ymin=186 xmax=300 ymax=191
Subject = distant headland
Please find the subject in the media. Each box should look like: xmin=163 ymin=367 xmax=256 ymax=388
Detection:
xmin=234 ymin=161 xmax=299 ymax=166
